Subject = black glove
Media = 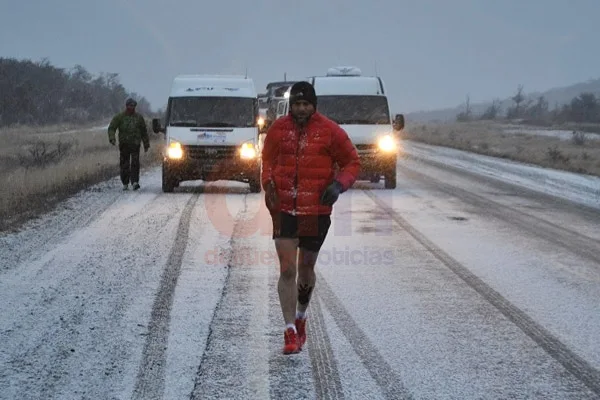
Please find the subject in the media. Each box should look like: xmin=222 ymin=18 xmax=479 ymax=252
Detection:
xmin=320 ymin=181 xmax=343 ymax=206
xmin=265 ymin=181 xmax=279 ymax=212
xmin=109 ymin=138 xmax=116 ymax=146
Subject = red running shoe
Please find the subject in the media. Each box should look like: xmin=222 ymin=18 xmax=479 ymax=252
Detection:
xmin=283 ymin=327 xmax=300 ymax=354
xmin=295 ymin=318 xmax=307 ymax=349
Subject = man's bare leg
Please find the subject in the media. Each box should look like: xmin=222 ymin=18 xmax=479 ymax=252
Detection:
xmin=297 ymin=248 xmax=319 ymax=315
xmin=275 ymin=238 xmax=299 ymax=326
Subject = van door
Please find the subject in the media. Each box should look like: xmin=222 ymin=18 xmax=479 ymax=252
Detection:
xmin=276 ymin=100 xmax=286 ymax=119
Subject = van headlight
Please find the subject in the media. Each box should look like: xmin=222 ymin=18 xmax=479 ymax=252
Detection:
xmin=167 ymin=141 xmax=183 ymax=159
xmin=378 ymin=135 xmax=396 ymax=152
xmin=240 ymin=142 xmax=257 ymax=159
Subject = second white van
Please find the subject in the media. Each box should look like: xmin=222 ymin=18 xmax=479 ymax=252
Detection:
xmin=281 ymin=67 xmax=404 ymax=189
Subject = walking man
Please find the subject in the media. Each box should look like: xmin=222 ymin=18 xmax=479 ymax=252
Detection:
xmin=108 ymin=98 xmax=150 ymax=190
xmin=261 ymin=81 xmax=361 ymax=354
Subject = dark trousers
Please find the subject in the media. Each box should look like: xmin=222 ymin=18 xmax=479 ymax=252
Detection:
xmin=119 ymin=143 xmax=140 ymax=185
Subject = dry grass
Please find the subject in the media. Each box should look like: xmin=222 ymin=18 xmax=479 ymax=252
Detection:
xmin=0 ymin=122 xmax=164 ymax=231
xmin=402 ymin=121 xmax=600 ymax=177
xmin=1 ymin=121 xmax=104 ymax=135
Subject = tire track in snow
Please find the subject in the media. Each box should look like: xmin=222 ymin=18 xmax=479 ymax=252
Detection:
xmin=316 ymin=272 xmax=414 ymax=400
xmin=364 ymin=189 xmax=600 ymax=397
xmin=189 ymin=195 xmax=271 ymax=399
xmin=0 ymin=190 xmax=174 ymax=400
xmin=266 ymin=258 xmax=316 ymax=399
xmin=131 ymin=193 xmax=199 ymax=400
xmin=405 ymin=144 xmax=600 ymax=218
xmin=400 ymin=160 xmax=600 ymax=266
xmin=307 ymin=292 xmax=345 ymax=400
xmin=0 ymin=187 xmax=130 ymax=273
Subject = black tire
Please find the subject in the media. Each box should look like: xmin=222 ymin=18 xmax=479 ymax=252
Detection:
xmin=384 ymin=168 xmax=397 ymax=189
xmin=248 ymin=179 xmax=261 ymax=193
xmin=162 ymin=164 xmax=176 ymax=193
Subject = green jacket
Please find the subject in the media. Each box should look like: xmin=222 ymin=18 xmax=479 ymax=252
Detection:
xmin=108 ymin=112 xmax=149 ymax=147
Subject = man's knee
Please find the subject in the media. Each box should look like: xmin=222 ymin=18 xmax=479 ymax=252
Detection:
xmin=274 ymin=238 xmax=299 ymax=252
xmin=280 ymin=263 xmax=297 ymax=280
xmin=274 ymin=238 xmax=298 ymax=278
xmin=298 ymin=248 xmax=319 ymax=269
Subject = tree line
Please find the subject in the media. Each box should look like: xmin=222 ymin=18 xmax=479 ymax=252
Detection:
xmin=457 ymin=84 xmax=600 ymax=125
xmin=0 ymin=57 xmax=153 ymax=127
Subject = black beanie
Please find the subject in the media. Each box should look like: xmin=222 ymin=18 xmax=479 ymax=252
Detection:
xmin=289 ymin=81 xmax=317 ymax=109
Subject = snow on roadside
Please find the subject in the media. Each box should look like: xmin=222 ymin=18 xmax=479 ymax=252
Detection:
xmin=499 ymin=125 xmax=600 ymax=141
xmin=403 ymin=141 xmax=600 ymax=210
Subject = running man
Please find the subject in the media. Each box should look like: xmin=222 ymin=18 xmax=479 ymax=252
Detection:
xmin=261 ymin=81 xmax=361 ymax=354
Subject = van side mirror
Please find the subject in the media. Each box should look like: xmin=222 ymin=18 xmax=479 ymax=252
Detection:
xmin=393 ymin=114 xmax=405 ymax=131
xmin=152 ymin=118 xmax=165 ymax=133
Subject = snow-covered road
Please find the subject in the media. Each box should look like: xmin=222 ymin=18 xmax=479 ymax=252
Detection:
xmin=1 ymin=141 xmax=599 ymax=399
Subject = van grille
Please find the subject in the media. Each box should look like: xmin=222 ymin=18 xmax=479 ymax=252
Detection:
xmin=355 ymin=144 xmax=377 ymax=151
xmin=355 ymin=143 xmax=378 ymax=155
xmin=184 ymin=145 xmax=237 ymax=159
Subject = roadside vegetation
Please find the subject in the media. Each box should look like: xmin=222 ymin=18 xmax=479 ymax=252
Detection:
xmin=0 ymin=58 xmax=163 ymax=231
xmin=403 ymin=84 xmax=600 ymax=177
xmin=0 ymin=122 xmax=164 ymax=231
xmin=455 ymin=85 xmax=600 ymax=133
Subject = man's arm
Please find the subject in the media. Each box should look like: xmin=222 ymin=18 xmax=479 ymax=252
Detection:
xmin=107 ymin=114 xmax=120 ymax=143
xmin=139 ymin=115 xmax=150 ymax=149
xmin=261 ymin=122 xmax=281 ymax=190
xmin=330 ymin=124 xmax=361 ymax=191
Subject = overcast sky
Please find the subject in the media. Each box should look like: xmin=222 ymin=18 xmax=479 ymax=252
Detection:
xmin=1 ymin=0 xmax=599 ymax=113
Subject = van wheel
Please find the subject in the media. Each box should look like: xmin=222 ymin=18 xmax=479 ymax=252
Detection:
xmin=162 ymin=165 xmax=176 ymax=193
xmin=384 ymin=169 xmax=396 ymax=189
xmin=248 ymin=179 xmax=261 ymax=193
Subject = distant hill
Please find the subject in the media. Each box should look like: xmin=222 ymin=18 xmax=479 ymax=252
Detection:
xmin=406 ymin=78 xmax=600 ymax=123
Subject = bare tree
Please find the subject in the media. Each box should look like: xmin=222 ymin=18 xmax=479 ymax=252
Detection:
xmin=480 ymin=98 xmax=502 ymax=120
xmin=456 ymin=94 xmax=472 ymax=122
xmin=511 ymin=84 xmax=525 ymax=118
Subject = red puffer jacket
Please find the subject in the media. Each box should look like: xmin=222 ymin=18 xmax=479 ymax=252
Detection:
xmin=261 ymin=112 xmax=361 ymax=216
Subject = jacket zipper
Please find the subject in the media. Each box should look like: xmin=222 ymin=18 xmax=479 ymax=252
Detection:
xmin=293 ymin=127 xmax=303 ymax=215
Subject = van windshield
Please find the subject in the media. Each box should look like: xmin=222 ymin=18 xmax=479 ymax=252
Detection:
xmin=258 ymin=97 xmax=269 ymax=109
xmin=168 ymin=97 xmax=256 ymax=128
xmin=316 ymin=95 xmax=391 ymax=125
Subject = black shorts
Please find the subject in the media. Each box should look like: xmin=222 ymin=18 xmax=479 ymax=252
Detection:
xmin=271 ymin=212 xmax=331 ymax=252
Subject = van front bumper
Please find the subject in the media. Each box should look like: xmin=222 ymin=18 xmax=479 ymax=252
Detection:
xmin=164 ymin=145 xmax=260 ymax=182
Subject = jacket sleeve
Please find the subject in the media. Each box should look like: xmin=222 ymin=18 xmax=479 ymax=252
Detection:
xmin=330 ymin=124 xmax=361 ymax=192
xmin=107 ymin=114 xmax=120 ymax=142
xmin=139 ymin=115 xmax=150 ymax=147
xmin=261 ymin=122 xmax=280 ymax=190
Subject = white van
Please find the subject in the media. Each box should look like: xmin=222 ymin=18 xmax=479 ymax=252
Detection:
xmin=152 ymin=75 xmax=262 ymax=192
xmin=289 ymin=66 xmax=403 ymax=189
